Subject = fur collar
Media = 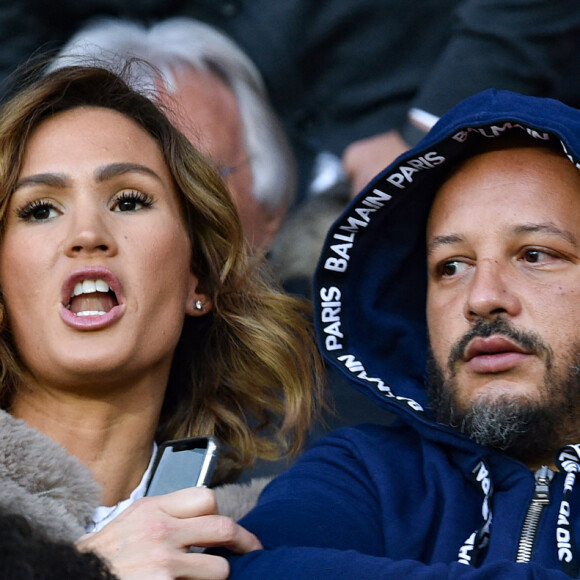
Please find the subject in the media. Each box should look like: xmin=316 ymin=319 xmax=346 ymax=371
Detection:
xmin=0 ymin=409 xmax=267 ymax=541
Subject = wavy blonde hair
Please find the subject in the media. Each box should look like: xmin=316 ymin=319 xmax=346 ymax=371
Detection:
xmin=0 ymin=64 xmax=324 ymax=482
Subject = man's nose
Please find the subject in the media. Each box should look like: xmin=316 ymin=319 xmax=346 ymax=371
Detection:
xmin=464 ymin=259 xmax=522 ymax=321
xmin=64 ymin=207 xmax=117 ymax=258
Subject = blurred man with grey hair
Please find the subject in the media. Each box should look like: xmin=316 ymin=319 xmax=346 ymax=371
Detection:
xmin=52 ymin=17 xmax=296 ymax=252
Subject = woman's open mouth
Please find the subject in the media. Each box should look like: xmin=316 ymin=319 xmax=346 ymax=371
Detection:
xmin=67 ymin=279 xmax=118 ymax=317
xmin=60 ymin=267 xmax=125 ymax=329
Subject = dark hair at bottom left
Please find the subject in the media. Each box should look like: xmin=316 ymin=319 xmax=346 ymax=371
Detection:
xmin=0 ymin=508 xmax=118 ymax=580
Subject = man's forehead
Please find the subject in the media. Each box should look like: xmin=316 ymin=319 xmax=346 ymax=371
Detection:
xmin=427 ymin=143 xmax=580 ymax=240
xmin=434 ymin=141 xmax=575 ymax=201
xmin=439 ymin=135 xmax=567 ymax=188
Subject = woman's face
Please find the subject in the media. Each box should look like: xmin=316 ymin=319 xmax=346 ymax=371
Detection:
xmin=0 ymin=106 xmax=206 ymax=391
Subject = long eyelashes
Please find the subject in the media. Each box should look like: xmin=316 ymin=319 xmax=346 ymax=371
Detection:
xmin=16 ymin=199 xmax=56 ymax=222
xmin=113 ymin=190 xmax=154 ymax=212
xmin=14 ymin=190 xmax=155 ymax=222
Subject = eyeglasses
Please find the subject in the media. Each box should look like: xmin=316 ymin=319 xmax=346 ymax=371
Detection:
xmin=216 ymin=156 xmax=252 ymax=178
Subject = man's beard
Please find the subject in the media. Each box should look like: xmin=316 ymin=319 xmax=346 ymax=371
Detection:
xmin=427 ymin=318 xmax=580 ymax=464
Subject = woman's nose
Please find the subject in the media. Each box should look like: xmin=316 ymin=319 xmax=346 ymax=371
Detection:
xmin=64 ymin=207 xmax=117 ymax=258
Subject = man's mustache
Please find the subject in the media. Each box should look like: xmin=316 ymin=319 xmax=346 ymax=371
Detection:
xmin=447 ymin=318 xmax=549 ymax=370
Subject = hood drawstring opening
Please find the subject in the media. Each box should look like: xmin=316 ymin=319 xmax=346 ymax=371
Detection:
xmin=555 ymin=445 xmax=580 ymax=577
xmin=457 ymin=459 xmax=493 ymax=566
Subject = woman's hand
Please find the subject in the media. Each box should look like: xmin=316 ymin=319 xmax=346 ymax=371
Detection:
xmin=76 ymin=487 xmax=262 ymax=580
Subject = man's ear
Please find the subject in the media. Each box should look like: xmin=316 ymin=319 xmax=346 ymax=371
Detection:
xmin=185 ymin=275 xmax=213 ymax=317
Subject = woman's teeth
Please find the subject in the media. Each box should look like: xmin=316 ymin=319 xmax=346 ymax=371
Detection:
xmin=68 ymin=279 xmax=114 ymax=316
xmin=72 ymin=279 xmax=110 ymax=296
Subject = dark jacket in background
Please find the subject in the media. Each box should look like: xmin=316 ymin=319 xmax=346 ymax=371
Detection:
xmin=1 ymin=0 xmax=579 ymax=191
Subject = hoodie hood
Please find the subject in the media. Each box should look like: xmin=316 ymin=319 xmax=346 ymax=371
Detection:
xmin=314 ymin=89 xmax=580 ymax=436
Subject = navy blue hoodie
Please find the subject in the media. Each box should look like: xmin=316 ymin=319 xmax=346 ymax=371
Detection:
xmin=229 ymin=90 xmax=580 ymax=578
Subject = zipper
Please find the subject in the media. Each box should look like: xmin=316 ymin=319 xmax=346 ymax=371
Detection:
xmin=515 ymin=465 xmax=554 ymax=563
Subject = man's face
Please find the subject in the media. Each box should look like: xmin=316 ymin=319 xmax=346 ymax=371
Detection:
xmin=159 ymin=66 xmax=282 ymax=251
xmin=426 ymin=145 xmax=580 ymax=463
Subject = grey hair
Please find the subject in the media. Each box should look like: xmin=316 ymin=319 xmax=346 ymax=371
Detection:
xmin=50 ymin=17 xmax=296 ymax=213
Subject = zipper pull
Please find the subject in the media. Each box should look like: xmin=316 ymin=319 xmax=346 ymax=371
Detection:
xmin=533 ymin=465 xmax=553 ymax=504
xmin=516 ymin=466 xmax=554 ymax=563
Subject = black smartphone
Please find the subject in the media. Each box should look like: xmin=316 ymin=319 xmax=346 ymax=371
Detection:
xmin=144 ymin=436 xmax=219 ymax=497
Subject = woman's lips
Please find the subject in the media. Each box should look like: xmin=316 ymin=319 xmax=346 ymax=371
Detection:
xmin=60 ymin=304 xmax=125 ymax=330
xmin=464 ymin=336 xmax=532 ymax=374
xmin=60 ymin=267 xmax=125 ymax=330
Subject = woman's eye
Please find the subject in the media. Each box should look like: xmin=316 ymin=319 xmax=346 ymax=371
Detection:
xmin=439 ymin=260 xmax=469 ymax=277
xmin=112 ymin=190 xmax=154 ymax=212
xmin=16 ymin=200 xmax=59 ymax=222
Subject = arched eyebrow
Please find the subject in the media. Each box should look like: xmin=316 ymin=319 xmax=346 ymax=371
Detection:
xmin=95 ymin=163 xmax=163 ymax=183
xmin=13 ymin=173 xmax=68 ymax=191
xmin=13 ymin=163 xmax=163 ymax=192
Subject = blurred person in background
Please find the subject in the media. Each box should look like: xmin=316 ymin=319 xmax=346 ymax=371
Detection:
xmin=51 ymin=17 xmax=296 ymax=253
xmin=0 ymin=0 xmax=578 ymax=199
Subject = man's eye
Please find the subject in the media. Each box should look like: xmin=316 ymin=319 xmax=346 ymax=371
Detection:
xmin=523 ymin=249 xmax=551 ymax=263
xmin=112 ymin=190 xmax=154 ymax=212
xmin=16 ymin=200 xmax=59 ymax=222
xmin=440 ymin=260 xmax=469 ymax=277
